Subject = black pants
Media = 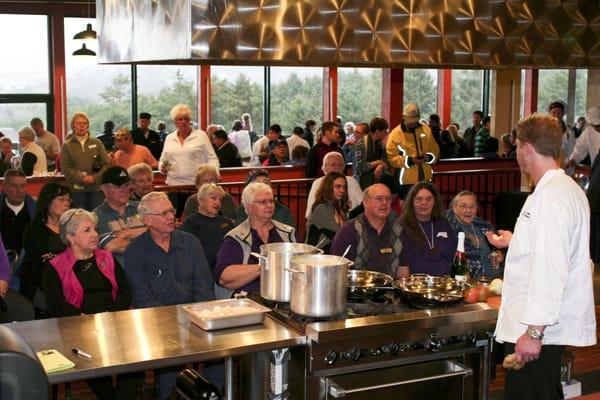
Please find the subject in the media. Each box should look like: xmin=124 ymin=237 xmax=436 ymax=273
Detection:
xmin=504 ymin=342 xmax=565 ymax=400
xmin=87 ymin=371 xmax=145 ymax=400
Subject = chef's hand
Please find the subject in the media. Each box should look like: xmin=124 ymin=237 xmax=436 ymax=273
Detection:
xmin=83 ymin=175 xmax=95 ymax=185
xmin=515 ymin=330 xmax=543 ymax=364
xmin=0 ymin=280 xmax=8 ymax=298
xmin=485 ymin=230 xmax=512 ymax=249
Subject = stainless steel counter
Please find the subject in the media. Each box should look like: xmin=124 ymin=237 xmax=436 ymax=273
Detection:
xmin=5 ymin=304 xmax=305 ymax=385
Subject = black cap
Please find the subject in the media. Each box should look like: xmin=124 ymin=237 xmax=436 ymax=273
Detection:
xmin=245 ymin=169 xmax=270 ymax=186
xmin=139 ymin=112 xmax=152 ymax=120
xmin=101 ymin=166 xmax=130 ymax=186
xmin=273 ymin=139 xmax=288 ymax=147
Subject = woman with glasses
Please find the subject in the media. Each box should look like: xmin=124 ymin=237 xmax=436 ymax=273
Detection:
xmin=42 ymin=208 xmax=141 ymax=399
xmin=181 ymin=164 xmax=237 ymax=221
xmin=399 ymin=181 xmax=457 ymax=276
xmin=447 ymin=191 xmax=503 ymax=278
xmin=20 ymin=183 xmax=72 ymax=316
xmin=306 ymin=171 xmax=349 ymax=252
xmin=234 ymin=169 xmax=295 ymax=227
xmin=215 ymin=182 xmax=296 ymax=294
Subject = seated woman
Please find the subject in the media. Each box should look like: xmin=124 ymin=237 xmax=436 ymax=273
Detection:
xmin=306 ymin=171 xmax=349 ymax=252
xmin=235 ymin=169 xmax=295 ymax=227
xmin=447 ymin=191 xmax=503 ymax=278
xmin=399 ymin=181 xmax=457 ymax=276
xmin=181 ymin=164 xmax=237 ymax=221
xmin=215 ymin=183 xmax=295 ymax=293
xmin=263 ymin=139 xmax=289 ymax=166
xmin=179 ymin=183 xmax=236 ymax=285
xmin=21 ymin=183 xmax=71 ymax=316
xmin=42 ymin=208 xmax=141 ymax=399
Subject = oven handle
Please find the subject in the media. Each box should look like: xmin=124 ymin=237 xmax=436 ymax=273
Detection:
xmin=327 ymin=360 xmax=473 ymax=398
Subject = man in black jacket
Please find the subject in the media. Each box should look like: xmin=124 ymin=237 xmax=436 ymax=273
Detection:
xmin=213 ymin=129 xmax=242 ymax=167
xmin=131 ymin=112 xmax=163 ymax=160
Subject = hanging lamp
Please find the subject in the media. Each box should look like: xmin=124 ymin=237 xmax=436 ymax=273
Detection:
xmin=72 ymin=43 xmax=96 ymax=56
xmin=73 ymin=23 xmax=97 ymax=40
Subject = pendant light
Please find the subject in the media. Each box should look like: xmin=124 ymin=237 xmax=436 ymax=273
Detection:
xmin=73 ymin=23 xmax=97 ymax=40
xmin=72 ymin=43 xmax=96 ymax=56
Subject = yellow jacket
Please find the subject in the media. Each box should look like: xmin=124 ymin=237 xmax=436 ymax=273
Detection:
xmin=385 ymin=123 xmax=440 ymax=185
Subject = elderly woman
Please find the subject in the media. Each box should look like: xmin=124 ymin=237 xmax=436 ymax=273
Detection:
xmin=159 ymin=103 xmax=219 ymax=186
xmin=215 ymin=182 xmax=296 ymax=293
xmin=18 ymin=126 xmax=47 ymax=176
xmin=42 ymin=209 xmax=140 ymax=399
xmin=60 ymin=112 xmax=110 ymax=210
xmin=180 ymin=183 xmax=236 ymax=276
xmin=447 ymin=191 xmax=502 ymax=278
xmin=235 ymin=169 xmax=295 ymax=227
xmin=21 ymin=183 xmax=71 ymax=313
xmin=399 ymin=181 xmax=457 ymax=276
xmin=181 ymin=164 xmax=237 ymax=221
xmin=306 ymin=171 xmax=349 ymax=252
xmin=127 ymin=162 xmax=154 ymax=201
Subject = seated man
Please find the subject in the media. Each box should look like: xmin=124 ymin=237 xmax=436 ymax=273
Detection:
xmin=330 ymin=184 xmax=406 ymax=278
xmin=127 ymin=163 xmax=154 ymax=201
xmin=0 ymin=169 xmax=36 ymax=254
xmin=124 ymin=191 xmax=215 ymax=400
xmin=93 ymin=166 xmax=146 ymax=265
xmin=112 ymin=128 xmax=158 ymax=170
xmin=306 ymin=152 xmax=363 ymax=219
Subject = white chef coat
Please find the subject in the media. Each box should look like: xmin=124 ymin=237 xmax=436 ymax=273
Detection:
xmin=159 ymin=129 xmax=219 ymax=186
xmin=569 ymin=124 xmax=600 ymax=164
xmin=495 ymin=169 xmax=596 ymax=346
xmin=305 ymin=175 xmax=363 ymax=219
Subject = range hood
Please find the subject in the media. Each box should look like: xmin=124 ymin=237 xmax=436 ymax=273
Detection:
xmin=97 ymin=0 xmax=600 ymax=68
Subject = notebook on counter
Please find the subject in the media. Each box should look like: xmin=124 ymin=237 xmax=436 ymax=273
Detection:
xmin=36 ymin=349 xmax=75 ymax=373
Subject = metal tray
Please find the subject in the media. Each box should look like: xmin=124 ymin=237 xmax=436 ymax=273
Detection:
xmin=183 ymin=299 xmax=271 ymax=331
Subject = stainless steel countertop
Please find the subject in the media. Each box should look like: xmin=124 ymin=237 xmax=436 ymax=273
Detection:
xmin=6 ymin=304 xmax=305 ymax=384
xmin=305 ymin=302 xmax=499 ymax=343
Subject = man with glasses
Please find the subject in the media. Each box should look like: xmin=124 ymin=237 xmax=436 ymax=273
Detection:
xmin=330 ymin=183 xmax=406 ymax=278
xmin=93 ymin=166 xmax=146 ymax=265
xmin=124 ymin=191 xmax=215 ymax=400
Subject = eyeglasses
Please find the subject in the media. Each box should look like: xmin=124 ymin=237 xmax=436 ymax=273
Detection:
xmin=457 ymin=204 xmax=476 ymax=211
xmin=369 ymin=195 xmax=392 ymax=203
xmin=253 ymin=199 xmax=275 ymax=206
xmin=146 ymin=208 xmax=177 ymax=217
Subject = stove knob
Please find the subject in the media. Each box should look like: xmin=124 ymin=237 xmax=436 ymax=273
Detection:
xmin=381 ymin=343 xmax=400 ymax=356
xmin=324 ymin=350 xmax=338 ymax=365
xmin=343 ymin=347 xmax=361 ymax=361
xmin=369 ymin=347 xmax=382 ymax=356
xmin=399 ymin=343 xmax=411 ymax=352
xmin=427 ymin=334 xmax=441 ymax=352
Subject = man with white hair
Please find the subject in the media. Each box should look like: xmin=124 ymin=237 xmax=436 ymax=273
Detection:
xmin=124 ymin=191 xmax=215 ymax=400
xmin=566 ymin=106 xmax=600 ymax=169
xmin=18 ymin=126 xmax=47 ymax=176
xmin=305 ymin=151 xmax=363 ymax=218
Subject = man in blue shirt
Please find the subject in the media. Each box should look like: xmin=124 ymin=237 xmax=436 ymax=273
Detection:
xmin=124 ymin=191 xmax=215 ymax=399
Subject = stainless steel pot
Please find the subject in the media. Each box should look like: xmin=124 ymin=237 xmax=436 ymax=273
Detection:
xmin=288 ymin=254 xmax=353 ymax=317
xmin=251 ymin=243 xmax=323 ymax=302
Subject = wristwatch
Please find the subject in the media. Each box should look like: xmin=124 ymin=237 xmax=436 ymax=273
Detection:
xmin=526 ymin=327 xmax=544 ymax=340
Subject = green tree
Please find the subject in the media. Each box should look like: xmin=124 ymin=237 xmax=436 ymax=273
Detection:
xmin=271 ymin=73 xmax=323 ymax=133
xmin=403 ymin=69 xmax=437 ymax=117
xmin=211 ymin=74 xmax=264 ymax=135
xmin=338 ymin=69 xmax=382 ymax=124
xmin=451 ymin=70 xmax=483 ymax=130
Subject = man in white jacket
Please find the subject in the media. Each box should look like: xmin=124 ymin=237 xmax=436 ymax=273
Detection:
xmin=488 ymin=113 xmax=596 ymax=400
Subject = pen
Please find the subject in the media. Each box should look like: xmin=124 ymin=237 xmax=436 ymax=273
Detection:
xmin=72 ymin=348 xmax=92 ymax=359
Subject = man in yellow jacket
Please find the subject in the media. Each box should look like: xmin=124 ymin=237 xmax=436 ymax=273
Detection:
xmin=386 ymin=103 xmax=440 ymax=198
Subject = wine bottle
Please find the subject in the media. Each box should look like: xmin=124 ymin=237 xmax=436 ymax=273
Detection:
xmin=452 ymin=232 xmax=469 ymax=282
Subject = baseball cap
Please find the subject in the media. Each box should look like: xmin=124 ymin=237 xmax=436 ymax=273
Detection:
xmin=101 ymin=166 xmax=130 ymax=186
xmin=139 ymin=112 xmax=152 ymax=120
xmin=403 ymin=103 xmax=421 ymax=124
xmin=586 ymin=106 xmax=600 ymax=125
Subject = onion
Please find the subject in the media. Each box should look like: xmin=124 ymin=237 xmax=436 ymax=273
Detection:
xmin=490 ymin=278 xmax=503 ymax=295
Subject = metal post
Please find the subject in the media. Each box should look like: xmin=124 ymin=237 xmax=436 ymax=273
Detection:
xmin=225 ymin=356 xmax=234 ymax=400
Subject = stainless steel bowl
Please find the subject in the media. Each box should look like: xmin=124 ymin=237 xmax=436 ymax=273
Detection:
xmin=347 ymin=270 xmax=394 ymax=301
xmin=392 ymin=274 xmax=469 ymax=305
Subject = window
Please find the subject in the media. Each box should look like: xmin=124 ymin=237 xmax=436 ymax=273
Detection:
xmin=403 ymin=69 xmax=437 ymax=117
xmin=338 ymin=68 xmax=382 ymax=125
xmin=65 ymin=18 xmax=131 ymax=135
xmin=0 ymin=103 xmax=47 ymax=143
xmin=270 ymin=67 xmax=323 ymax=134
xmin=451 ymin=70 xmax=484 ymax=130
xmin=574 ymin=69 xmax=588 ymax=121
xmin=211 ymin=66 xmax=264 ymax=136
xmin=0 ymin=14 xmax=50 ymax=94
xmin=537 ymin=69 xmax=569 ymax=113
xmin=137 ymin=65 xmax=199 ymax=132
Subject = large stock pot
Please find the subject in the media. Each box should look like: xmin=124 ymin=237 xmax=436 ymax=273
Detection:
xmin=288 ymin=254 xmax=353 ymax=317
xmin=251 ymin=243 xmax=322 ymax=302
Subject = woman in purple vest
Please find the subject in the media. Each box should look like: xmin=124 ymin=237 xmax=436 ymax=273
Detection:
xmin=42 ymin=208 xmax=141 ymax=400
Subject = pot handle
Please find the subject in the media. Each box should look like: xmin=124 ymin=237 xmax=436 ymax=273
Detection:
xmin=250 ymin=252 xmax=267 ymax=261
xmin=284 ymin=267 xmax=305 ymax=275
xmin=250 ymin=252 xmax=268 ymax=269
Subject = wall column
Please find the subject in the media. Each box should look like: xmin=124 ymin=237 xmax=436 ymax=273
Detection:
xmin=198 ymin=65 xmax=211 ymax=131
xmin=523 ymin=69 xmax=538 ymax=116
xmin=587 ymin=69 xmax=600 ymax=110
xmin=323 ymin=67 xmax=338 ymax=123
xmin=381 ymin=68 xmax=404 ymax=128
xmin=437 ymin=69 xmax=452 ymax=126
xmin=490 ymin=69 xmax=521 ymax=137
xmin=51 ymin=11 xmax=66 ymax=141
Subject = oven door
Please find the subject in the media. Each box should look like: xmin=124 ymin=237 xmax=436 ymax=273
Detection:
xmin=320 ymin=359 xmax=473 ymax=400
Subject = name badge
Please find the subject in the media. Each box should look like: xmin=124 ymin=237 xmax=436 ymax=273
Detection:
xmin=380 ymin=247 xmax=392 ymax=254
xmin=88 ymin=144 xmax=97 ymax=148
xmin=220 ymin=223 xmax=230 ymax=229
xmin=436 ymin=231 xmax=448 ymax=238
